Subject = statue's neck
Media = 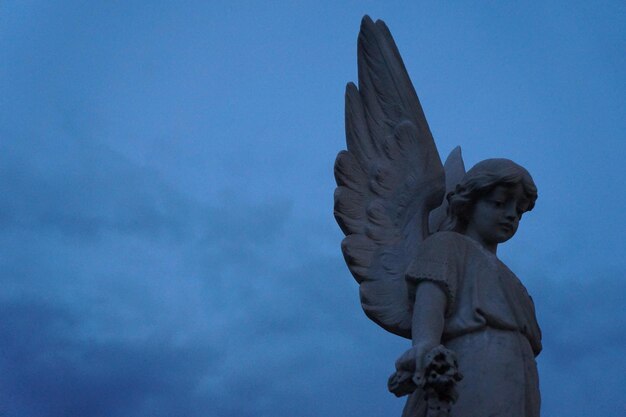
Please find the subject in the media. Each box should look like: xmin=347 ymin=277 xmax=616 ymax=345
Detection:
xmin=463 ymin=229 xmax=498 ymax=254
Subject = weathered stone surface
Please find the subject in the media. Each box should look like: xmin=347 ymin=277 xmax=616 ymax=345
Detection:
xmin=334 ymin=16 xmax=541 ymax=417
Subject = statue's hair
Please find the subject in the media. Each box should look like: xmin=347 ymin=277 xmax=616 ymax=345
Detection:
xmin=440 ymin=158 xmax=538 ymax=232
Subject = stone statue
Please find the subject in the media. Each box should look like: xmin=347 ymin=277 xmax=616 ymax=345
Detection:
xmin=334 ymin=16 xmax=542 ymax=417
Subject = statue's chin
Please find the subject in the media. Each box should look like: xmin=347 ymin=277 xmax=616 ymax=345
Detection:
xmin=495 ymin=231 xmax=516 ymax=244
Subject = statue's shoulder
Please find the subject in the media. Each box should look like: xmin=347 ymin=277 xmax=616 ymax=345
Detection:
xmin=414 ymin=232 xmax=469 ymax=264
xmin=422 ymin=231 xmax=468 ymax=248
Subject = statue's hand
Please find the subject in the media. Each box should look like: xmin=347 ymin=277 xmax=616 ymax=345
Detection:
xmin=387 ymin=368 xmax=416 ymax=397
xmin=388 ymin=344 xmax=432 ymax=397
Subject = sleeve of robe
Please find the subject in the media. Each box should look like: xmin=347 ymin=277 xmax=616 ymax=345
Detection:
xmin=405 ymin=232 xmax=461 ymax=318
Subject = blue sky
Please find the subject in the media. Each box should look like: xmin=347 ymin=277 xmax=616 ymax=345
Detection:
xmin=0 ymin=1 xmax=624 ymax=416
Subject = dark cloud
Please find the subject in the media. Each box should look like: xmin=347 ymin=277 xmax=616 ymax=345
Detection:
xmin=0 ymin=299 xmax=217 ymax=417
xmin=0 ymin=126 xmax=296 ymax=417
xmin=0 ymin=137 xmax=191 ymax=241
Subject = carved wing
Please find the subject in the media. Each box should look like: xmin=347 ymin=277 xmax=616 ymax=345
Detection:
xmin=429 ymin=147 xmax=466 ymax=233
xmin=334 ymin=16 xmax=445 ymax=338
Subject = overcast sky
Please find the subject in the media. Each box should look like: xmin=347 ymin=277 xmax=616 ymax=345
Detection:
xmin=1 ymin=1 xmax=624 ymax=416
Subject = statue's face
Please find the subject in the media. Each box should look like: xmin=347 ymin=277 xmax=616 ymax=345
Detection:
xmin=465 ymin=184 xmax=529 ymax=250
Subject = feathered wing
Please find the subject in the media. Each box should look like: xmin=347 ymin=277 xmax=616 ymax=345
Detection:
xmin=334 ymin=16 xmax=445 ymax=338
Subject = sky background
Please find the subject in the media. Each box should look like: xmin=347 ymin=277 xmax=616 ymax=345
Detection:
xmin=1 ymin=1 xmax=625 ymax=416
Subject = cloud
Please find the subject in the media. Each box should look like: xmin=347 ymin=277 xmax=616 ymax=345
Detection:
xmin=0 ymin=127 xmax=298 ymax=417
xmin=535 ymin=272 xmax=625 ymax=417
xmin=0 ymin=299 xmax=218 ymax=417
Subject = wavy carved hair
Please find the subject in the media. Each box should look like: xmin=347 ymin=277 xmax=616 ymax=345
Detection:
xmin=440 ymin=158 xmax=538 ymax=233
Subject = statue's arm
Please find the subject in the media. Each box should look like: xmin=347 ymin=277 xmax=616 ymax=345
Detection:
xmin=411 ymin=281 xmax=446 ymax=349
xmin=389 ymin=281 xmax=447 ymax=396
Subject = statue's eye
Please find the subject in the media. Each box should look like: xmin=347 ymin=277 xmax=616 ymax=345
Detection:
xmin=493 ymin=200 xmax=504 ymax=208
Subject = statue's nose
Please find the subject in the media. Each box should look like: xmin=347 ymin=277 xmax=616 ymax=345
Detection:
xmin=504 ymin=204 xmax=517 ymax=221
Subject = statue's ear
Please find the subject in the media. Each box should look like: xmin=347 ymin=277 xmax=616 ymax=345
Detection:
xmin=429 ymin=147 xmax=465 ymax=234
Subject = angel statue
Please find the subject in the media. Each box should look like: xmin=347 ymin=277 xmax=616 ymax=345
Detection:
xmin=334 ymin=16 xmax=542 ymax=417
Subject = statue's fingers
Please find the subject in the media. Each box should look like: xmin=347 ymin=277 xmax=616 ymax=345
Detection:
xmin=395 ymin=350 xmax=416 ymax=371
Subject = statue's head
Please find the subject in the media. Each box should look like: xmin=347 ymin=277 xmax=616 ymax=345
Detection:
xmin=441 ymin=158 xmax=537 ymax=247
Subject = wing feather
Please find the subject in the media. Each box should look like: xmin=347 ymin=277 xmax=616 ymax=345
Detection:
xmin=429 ymin=146 xmax=466 ymax=233
xmin=334 ymin=151 xmax=365 ymax=192
xmin=345 ymin=83 xmax=376 ymax=166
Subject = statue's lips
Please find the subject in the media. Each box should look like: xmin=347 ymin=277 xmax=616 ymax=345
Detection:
xmin=499 ymin=222 xmax=514 ymax=232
